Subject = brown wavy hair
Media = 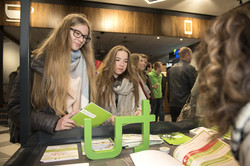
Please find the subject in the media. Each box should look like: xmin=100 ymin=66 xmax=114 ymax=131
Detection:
xmin=31 ymin=14 xmax=97 ymax=116
xmin=96 ymin=45 xmax=139 ymax=109
xmin=195 ymin=6 xmax=250 ymax=137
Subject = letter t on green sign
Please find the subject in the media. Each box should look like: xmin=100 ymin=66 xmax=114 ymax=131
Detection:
xmin=83 ymin=100 xmax=155 ymax=160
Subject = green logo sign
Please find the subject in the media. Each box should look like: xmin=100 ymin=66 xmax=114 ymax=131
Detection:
xmin=83 ymin=100 xmax=155 ymax=160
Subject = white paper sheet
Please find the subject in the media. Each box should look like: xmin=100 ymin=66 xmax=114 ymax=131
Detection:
xmin=130 ymin=150 xmax=183 ymax=166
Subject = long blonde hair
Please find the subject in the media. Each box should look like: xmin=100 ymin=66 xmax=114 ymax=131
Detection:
xmin=31 ymin=14 xmax=96 ymax=116
xmin=130 ymin=53 xmax=146 ymax=83
xmin=96 ymin=45 xmax=139 ymax=109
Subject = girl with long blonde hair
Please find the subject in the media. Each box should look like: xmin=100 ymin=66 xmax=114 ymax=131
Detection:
xmin=8 ymin=14 xmax=97 ymax=139
xmin=96 ymin=45 xmax=141 ymax=125
xmin=130 ymin=53 xmax=151 ymax=100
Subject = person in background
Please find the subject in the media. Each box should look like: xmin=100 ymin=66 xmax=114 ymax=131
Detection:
xmin=8 ymin=66 xmax=20 ymax=96
xmin=167 ymin=47 xmax=197 ymax=122
xmin=145 ymin=62 xmax=154 ymax=102
xmin=177 ymin=77 xmax=200 ymax=122
xmin=145 ymin=62 xmax=152 ymax=75
xmin=195 ymin=5 xmax=250 ymax=165
xmin=140 ymin=54 xmax=148 ymax=68
xmin=96 ymin=45 xmax=141 ymax=125
xmin=130 ymin=53 xmax=151 ymax=100
xmin=148 ymin=62 xmax=165 ymax=122
xmin=7 ymin=14 xmax=97 ymax=143
xmin=161 ymin=69 xmax=167 ymax=115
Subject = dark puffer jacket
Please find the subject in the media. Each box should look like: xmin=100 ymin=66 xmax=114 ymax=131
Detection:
xmin=7 ymin=55 xmax=60 ymax=143
xmin=167 ymin=60 xmax=197 ymax=107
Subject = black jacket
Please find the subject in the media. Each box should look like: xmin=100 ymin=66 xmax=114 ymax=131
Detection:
xmin=7 ymin=55 xmax=60 ymax=143
xmin=167 ymin=60 xmax=197 ymax=107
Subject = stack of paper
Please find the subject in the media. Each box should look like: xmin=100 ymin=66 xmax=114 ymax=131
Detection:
xmin=122 ymin=134 xmax=164 ymax=148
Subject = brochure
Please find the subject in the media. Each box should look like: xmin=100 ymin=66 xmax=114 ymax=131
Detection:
xmin=40 ymin=144 xmax=78 ymax=163
xmin=71 ymin=102 xmax=112 ymax=127
xmin=81 ymin=138 xmax=115 ymax=155
xmin=161 ymin=132 xmax=192 ymax=145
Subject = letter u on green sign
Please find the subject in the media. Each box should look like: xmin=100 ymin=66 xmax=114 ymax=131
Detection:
xmin=83 ymin=100 xmax=155 ymax=160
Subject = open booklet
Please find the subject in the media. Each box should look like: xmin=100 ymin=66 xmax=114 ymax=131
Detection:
xmin=131 ymin=131 xmax=238 ymax=166
xmin=173 ymin=130 xmax=239 ymax=166
xmin=71 ymin=102 xmax=112 ymax=127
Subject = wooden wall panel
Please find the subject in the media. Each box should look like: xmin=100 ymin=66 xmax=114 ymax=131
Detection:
xmin=0 ymin=1 xmax=4 ymax=26
xmin=87 ymin=7 xmax=135 ymax=34
xmin=3 ymin=1 xmax=212 ymax=39
xmin=134 ymin=12 xmax=161 ymax=35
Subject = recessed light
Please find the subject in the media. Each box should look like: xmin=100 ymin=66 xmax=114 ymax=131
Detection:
xmin=145 ymin=0 xmax=165 ymax=4
xmin=157 ymin=36 xmax=160 ymax=39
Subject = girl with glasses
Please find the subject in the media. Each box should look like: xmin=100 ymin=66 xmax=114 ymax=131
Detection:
xmin=8 ymin=14 xmax=97 ymax=142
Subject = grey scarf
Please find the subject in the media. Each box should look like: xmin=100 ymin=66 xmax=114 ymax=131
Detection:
xmin=107 ymin=78 xmax=136 ymax=116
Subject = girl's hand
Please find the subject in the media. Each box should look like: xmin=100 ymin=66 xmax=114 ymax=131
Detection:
xmin=134 ymin=110 xmax=142 ymax=116
xmin=152 ymin=83 xmax=159 ymax=89
xmin=55 ymin=111 xmax=78 ymax=131
xmin=110 ymin=115 xmax=116 ymax=125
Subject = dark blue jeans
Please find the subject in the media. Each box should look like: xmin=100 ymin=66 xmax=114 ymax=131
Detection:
xmin=151 ymin=98 xmax=165 ymax=122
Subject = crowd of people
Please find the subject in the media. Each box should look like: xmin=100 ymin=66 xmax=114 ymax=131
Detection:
xmin=7 ymin=3 xmax=250 ymax=165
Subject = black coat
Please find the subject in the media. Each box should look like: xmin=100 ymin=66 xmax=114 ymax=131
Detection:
xmin=167 ymin=60 xmax=197 ymax=107
xmin=7 ymin=56 xmax=60 ymax=143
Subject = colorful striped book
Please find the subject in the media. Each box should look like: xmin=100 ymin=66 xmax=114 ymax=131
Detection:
xmin=174 ymin=130 xmax=238 ymax=166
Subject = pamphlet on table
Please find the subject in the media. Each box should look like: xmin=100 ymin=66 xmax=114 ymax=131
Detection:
xmin=81 ymin=138 xmax=114 ymax=155
xmin=40 ymin=144 xmax=79 ymax=163
xmin=160 ymin=132 xmax=191 ymax=145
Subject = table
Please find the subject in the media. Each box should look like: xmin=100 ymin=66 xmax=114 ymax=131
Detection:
xmin=5 ymin=121 xmax=198 ymax=166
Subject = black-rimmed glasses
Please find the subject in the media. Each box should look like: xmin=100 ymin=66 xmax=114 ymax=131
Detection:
xmin=70 ymin=28 xmax=91 ymax=43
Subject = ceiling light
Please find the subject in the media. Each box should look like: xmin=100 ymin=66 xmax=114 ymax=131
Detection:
xmin=180 ymin=38 xmax=183 ymax=41
xmin=31 ymin=7 xmax=34 ymax=14
xmin=145 ymin=0 xmax=165 ymax=5
xmin=157 ymin=36 xmax=160 ymax=39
